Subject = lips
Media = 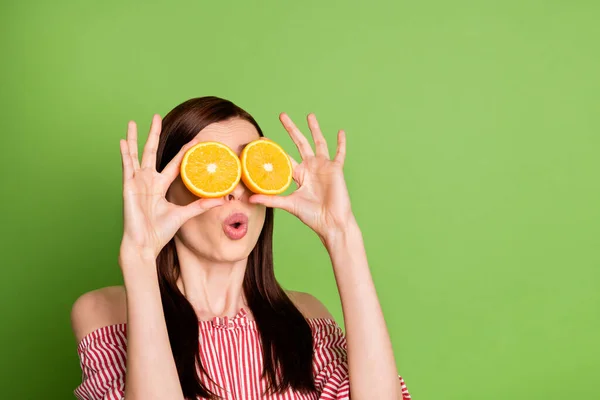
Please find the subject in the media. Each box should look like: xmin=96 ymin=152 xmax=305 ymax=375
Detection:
xmin=222 ymin=212 xmax=249 ymax=240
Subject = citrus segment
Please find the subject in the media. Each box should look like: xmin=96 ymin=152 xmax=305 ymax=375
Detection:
xmin=180 ymin=141 xmax=242 ymax=198
xmin=240 ymin=139 xmax=293 ymax=195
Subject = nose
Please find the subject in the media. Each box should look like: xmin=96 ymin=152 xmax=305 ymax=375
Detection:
xmin=225 ymin=181 xmax=248 ymax=202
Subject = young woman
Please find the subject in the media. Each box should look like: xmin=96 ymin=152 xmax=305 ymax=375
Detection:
xmin=71 ymin=96 xmax=412 ymax=400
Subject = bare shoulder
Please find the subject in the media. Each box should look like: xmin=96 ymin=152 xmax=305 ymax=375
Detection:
xmin=286 ymin=290 xmax=335 ymax=320
xmin=70 ymin=285 xmax=127 ymax=344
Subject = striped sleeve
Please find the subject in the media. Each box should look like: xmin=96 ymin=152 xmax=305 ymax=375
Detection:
xmin=74 ymin=324 xmax=127 ymax=400
xmin=310 ymin=319 xmax=411 ymax=400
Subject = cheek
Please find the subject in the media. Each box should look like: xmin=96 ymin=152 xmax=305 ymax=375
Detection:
xmin=178 ymin=210 xmax=218 ymax=242
xmin=250 ymin=206 xmax=267 ymax=235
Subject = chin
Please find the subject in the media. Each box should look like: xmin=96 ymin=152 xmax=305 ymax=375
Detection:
xmin=210 ymin=235 xmax=259 ymax=263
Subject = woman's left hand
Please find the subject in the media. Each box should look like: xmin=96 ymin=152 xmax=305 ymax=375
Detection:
xmin=249 ymin=112 xmax=355 ymax=244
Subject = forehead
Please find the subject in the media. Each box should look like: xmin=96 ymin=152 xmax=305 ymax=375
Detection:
xmin=194 ymin=118 xmax=260 ymax=154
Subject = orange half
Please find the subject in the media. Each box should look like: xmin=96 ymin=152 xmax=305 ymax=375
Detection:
xmin=180 ymin=141 xmax=242 ymax=198
xmin=240 ymin=139 xmax=293 ymax=195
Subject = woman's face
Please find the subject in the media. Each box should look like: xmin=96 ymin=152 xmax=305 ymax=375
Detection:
xmin=166 ymin=117 xmax=266 ymax=263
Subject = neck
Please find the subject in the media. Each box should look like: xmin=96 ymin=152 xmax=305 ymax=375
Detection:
xmin=173 ymin=236 xmax=248 ymax=321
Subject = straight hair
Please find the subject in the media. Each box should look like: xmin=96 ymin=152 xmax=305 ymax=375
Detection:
xmin=155 ymin=96 xmax=316 ymax=399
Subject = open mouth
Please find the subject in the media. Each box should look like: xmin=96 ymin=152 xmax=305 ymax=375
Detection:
xmin=222 ymin=213 xmax=249 ymax=240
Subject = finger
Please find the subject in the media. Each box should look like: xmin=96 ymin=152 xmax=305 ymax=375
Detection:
xmin=288 ymin=154 xmax=301 ymax=187
xmin=179 ymin=197 xmax=226 ymax=221
xmin=288 ymin=153 xmax=299 ymax=170
xmin=161 ymin=138 xmax=200 ymax=186
xmin=307 ymin=113 xmax=330 ymax=158
xmin=120 ymin=139 xmax=134 ymax=184
xmin=333 ymin=130 xmax=346 ymax=166
xmin=249 ymin=194 xmax=295 ymax=214
xmin=279 ymin=112 xmax=314 ymax=160
xmin=126 ymin=121 xmax=141 ymax=170
xmin=141 ymin=114 xmax=162 ymax=170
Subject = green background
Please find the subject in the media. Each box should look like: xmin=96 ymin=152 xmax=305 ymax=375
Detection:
xmin=1 ymin=0 xmax=599 ymax=398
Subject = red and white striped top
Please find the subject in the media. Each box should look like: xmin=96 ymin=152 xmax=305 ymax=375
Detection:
xmin=74 ymin=308 xmax=411 ymax=399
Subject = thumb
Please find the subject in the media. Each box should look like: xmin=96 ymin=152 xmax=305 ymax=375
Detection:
xmin=179 ymin=197 xmax=226 ymax=221
xmin=249 ymin=194 xmax=295 ymax=213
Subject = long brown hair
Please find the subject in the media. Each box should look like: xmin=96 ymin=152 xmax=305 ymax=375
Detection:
xmin=155 ymin=96 xmax=316 ymax=399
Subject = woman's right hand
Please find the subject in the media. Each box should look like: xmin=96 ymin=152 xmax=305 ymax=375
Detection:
xmin=118 ymin=114 xmax=225 ymax=262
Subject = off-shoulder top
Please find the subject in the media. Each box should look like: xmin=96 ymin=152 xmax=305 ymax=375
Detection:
xmin=74 ymin=308 xmax=411 ymax=399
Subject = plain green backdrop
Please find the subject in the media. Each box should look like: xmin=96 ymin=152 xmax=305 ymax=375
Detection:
xmin=1 ymin=0 xmax=599 ymax=399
